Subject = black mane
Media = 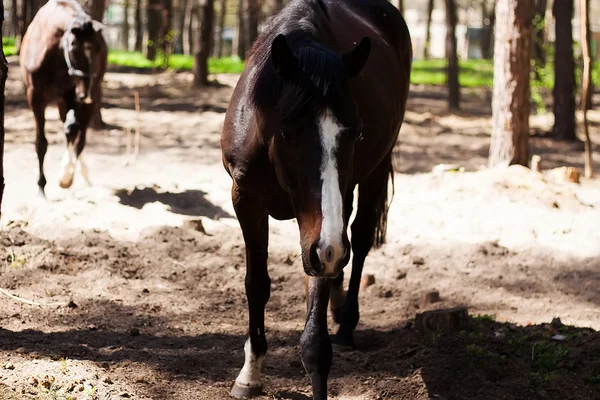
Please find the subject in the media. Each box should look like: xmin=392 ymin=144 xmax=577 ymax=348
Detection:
xmin=248 ymin=0 xmax=348 ymax=124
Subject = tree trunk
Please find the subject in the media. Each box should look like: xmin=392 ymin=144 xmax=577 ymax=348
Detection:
xmin=552 ymin=0 xmax=576 ymax=141
xmin=147 ymin=0 xmax=162 ymax=61
xmin=237 ymin=0 xmax=247 ymax=59
xmin=445 ymin=0 xmax=460 ymax=110
xmin=423 ymin=0 xmax=434 ymax=59
xmin=532 ymin=0 xmax=547 ymax=75
xmin=161 ymin=0 xmax=173 ymax=65
xmin=247 ymin=0 xmax=259 ymax=52
xmin=135 ymin=0 xmax=143 ymax=51
xmin=583 ymin=0 xmax=593 ymax=110
xmin=90 ymin=0 xmax=106 ymax=21
xmin=0 ymin=3 xmax=8 ymax=215
xmin=174 ymin=0 xmax=187 ymax=54
xmin=187 ymin=3 xmax=197 ymax=56
xmin=480 ymin=0 xmax=496 ymax=59
xmin=122 ymin=0 xmax=130 ymax=50
xmin=489 ymin=0 xmax=534 ymax=167
xmin=194 ymin=0 xmax=215 ymax=87
xmin=216 ymin=0 xmax=227 ymax=58
xmin=580 ymin=0 xmax=593 ymax=177
xmin=11 ymin=0 xmax=18 ymax=37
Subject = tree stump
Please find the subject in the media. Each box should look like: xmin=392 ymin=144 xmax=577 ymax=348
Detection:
xmin=415 ymin=306 xmax=469 ymax=333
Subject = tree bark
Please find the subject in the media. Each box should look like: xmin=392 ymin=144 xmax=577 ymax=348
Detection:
xmin=423 ymin=0 xmax=434 ymax=59
xmin=11 ymin=0 xmax=18 ymax=37
xmin=237 ymin=0 xmax=247 ymax=59
xmin=90 ymin=0 xmax=106 ymax=21
xmin=174 ymin=0 xmax=187 ymax=54
xmin=580 ymin=0 xmax=593 ymax=177
xmin=0 ymin=2 xmax=8 ymax=215
xmin=552 ymin=0 xmax=576 ymax=141
xmin=215 ymin=0 xmax=227 ymax=58
xmin=583 ymin=0 xmax=593 ymax=110
xmin=161 ymin=0 xmax=173 ymax=65
xmin=445 ymin=0 xmax=460 ymax=110
xmin=488 ymin=0 xmax=534 ymax=167
xmin=135 ymin=0 xmax=143 ymax=51
xmin=122 ymin=0 xmax=130 ymax=50
xmin=194 ymin=0 xmax=215 ymax=87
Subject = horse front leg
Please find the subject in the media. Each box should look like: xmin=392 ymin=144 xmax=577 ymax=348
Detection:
xmin=28 ymin=88 xmax=47 ymax=197
xmin=231 ymin=184 xmax=271 ymax=399
xmin=301 ymin=276 xmax=332 ymax=400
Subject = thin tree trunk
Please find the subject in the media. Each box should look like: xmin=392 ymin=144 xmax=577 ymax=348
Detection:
xmin=445 ymin=0 xmax=460 ymax=110
xmin=583 ymin=0 xmax=593 ymax=110
xmin=161 ymin=0 xmax=173 ymax=65
xmin=11 ymin=0 xmax=18 ymax=38
xmin=480 ymin=0 xmax=496 ymax=59
xmin=532 ymin=0 xmax=547 ymax=76
xmin=489 ymin=0 xmax=534 ymax=167
xmin=174 ymin=0 xmax=187 ymax=54
xmin=90 ymin=0 xmax=106 ymax=21
xmin=423 ymin=0 xmax=434 ymax=59
xmin=122 ymin=0 xmax=130 ymax=50
xmin=247 ymin=0 xmax=259 ymax=52
xmin=237 ymin=0 xmax=247 ymax=59
xmin=580 ymin=0 xmax=593 ymax=177
xmin=187 ymin=4 xmax=197 ymax=56
xmin=215 ymin=0 xmax=227 ymax=58
xmin=147 ymin=0 xmax=162 ymax=61
xmin=194 ymin=0 xmax=214 ymax=87
xmin=552 ymin=0 xmax=576 ymax=141
xmin=0 ymin=2 xmax=8 ymax=215
xmin=135 ymin=0 xmax=143 ymax=51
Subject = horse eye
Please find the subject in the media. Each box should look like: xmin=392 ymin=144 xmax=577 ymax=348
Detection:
xmin=357 ymin=130 xmax=364 ymax=141
xmin=281 ymin=130 xmax=290 ymax=140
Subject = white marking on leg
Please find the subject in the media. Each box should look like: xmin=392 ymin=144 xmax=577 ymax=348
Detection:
xmin=317 ymin=109 xmax=345 ymax=275
xmin=234 ymin=338 xmax=264 ymax=388
xmin=78 ymin=155 xmax=92 ymax=186
xmin=59 ymin=143 xmax=76 ymax=189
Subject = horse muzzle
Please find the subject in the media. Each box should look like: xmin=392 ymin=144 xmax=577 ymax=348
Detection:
xmin=304 ymin=238 xmax=350 ymax=278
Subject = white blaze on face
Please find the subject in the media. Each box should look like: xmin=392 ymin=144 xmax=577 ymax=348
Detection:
xmin=317 ymin=109 xmax=345 ymax=275
xmin=234 ymin=338 xmax=264 ymax=389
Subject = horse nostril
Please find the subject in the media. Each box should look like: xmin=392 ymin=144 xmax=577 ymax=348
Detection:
xmin=79 ymin=93 xmax=85 ymax=99
xmin=325 ymin=245 xmax=334 ymax=263
xmin=309 ymin=242 xmax=321 ymax=273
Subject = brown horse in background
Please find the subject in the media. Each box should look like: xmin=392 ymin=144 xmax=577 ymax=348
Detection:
xmin=20 ymin=0 xmax=107 ymax=197
xmin=221 ymin=0 xmax=412 ymax=398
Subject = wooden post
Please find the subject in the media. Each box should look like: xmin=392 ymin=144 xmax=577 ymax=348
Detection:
xmin=580 ymin=0 xmax=593 ymax=178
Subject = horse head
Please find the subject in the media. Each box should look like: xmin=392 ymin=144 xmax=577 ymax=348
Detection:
xmin=259 ymin=34 xmax=371 ymax=278
xmin=63 ymin=18 xmax=104 ymax=104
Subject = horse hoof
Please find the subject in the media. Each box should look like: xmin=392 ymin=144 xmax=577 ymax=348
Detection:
xmin=230 ymin=383 xmax=263 ymax=399
xmin=59 ymin=176 xmax=74 ymax=189
xmin=37 ymin=189 xmax=47 ymax=199
xmin=331 ymin=332 xmax=355 ymax=350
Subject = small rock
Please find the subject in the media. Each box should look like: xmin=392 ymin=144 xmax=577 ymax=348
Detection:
xmin=130 ymin=327 xmax=140 ymax=337
xmin=28 ymin=376 xmax=39 ymax=386
xmin=551 ymin=334 xmax=566 ymax=341
xmin=67 ymin=300 xmax=78 ymax=309
xmin=102 ymin=375 xmax=113 ymax=384
xmin=3 ymin=362 xmax=15 ymax=370
xmin=183 ymin=219 xmax=207 ymax=234
xmin=39 ymin=375 xmax=55 ymax=389
xmin=75 ymin=384 xmax=85 ymax=392
xmin=88 ymin=324 xmax=98 ymax=331
xmin=419 ymin=290 xmax=441 ymax=308
xmin=412 ymin=257 xmax=425 ymax=266
xmin=415 ymin=307 xmax=469 ymax=333
xmin=360 ymin=274 xmax=376 ymax=288
xmin=119 ymin=391 xmax=132 ymax=398
xmin=15 ymin=347 xmax=28 ymax=354
xmin=383 ymin=290 xmax=393 ymax=298
xmin=396 ymin=271 xmax=407 ymax=280
xmin=142 ymin=288 xmax=150 ymax=294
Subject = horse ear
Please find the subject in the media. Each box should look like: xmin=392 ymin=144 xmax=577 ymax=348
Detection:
xmin=92 ymin=20 xmax=105 ymax=33
xmin=71 ymin=27 xmax=83 ymax=38
xmin=342 ymin=37 xmax=371 ymax=78
xmin=271 ymin=34 xmax=297 ymax=79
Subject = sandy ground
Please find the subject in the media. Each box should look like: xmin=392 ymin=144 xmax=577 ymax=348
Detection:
xmin=1 ymin=58 xmax=600 ymax=399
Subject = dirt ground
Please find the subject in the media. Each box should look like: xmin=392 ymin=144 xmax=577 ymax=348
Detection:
xmin=1 ymin=57 xmax=600 ymax=400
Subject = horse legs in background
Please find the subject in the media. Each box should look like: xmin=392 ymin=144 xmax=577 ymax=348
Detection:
xmin=230 ymin=184 xmax=271 ymax=399
xmin=58 ymin=96 xmax=91 ymax=189
xmin=332 ymin=158 xmax=392 ymax=348
xmin=28 ymin=88 xmax=48 ymax=198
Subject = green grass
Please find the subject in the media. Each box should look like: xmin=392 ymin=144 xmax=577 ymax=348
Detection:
xmin=2 ymin=37 xmax=16 ymax=57
xmin=107 ymin=50 xmax=245 ymax=74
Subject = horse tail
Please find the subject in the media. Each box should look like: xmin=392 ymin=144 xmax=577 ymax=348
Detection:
xmin=373 ymin=153 xmax=394 ymax=249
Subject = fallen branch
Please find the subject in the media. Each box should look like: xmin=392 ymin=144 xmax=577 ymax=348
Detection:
xmin=0 ymin=288 xmax=68 ymax=307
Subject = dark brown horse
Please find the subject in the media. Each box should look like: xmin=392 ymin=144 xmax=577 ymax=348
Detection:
xmin=20 ymin=0 xmax=107 ymax=197
xmin=221 ymin=0 xmax=411 ymax=398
